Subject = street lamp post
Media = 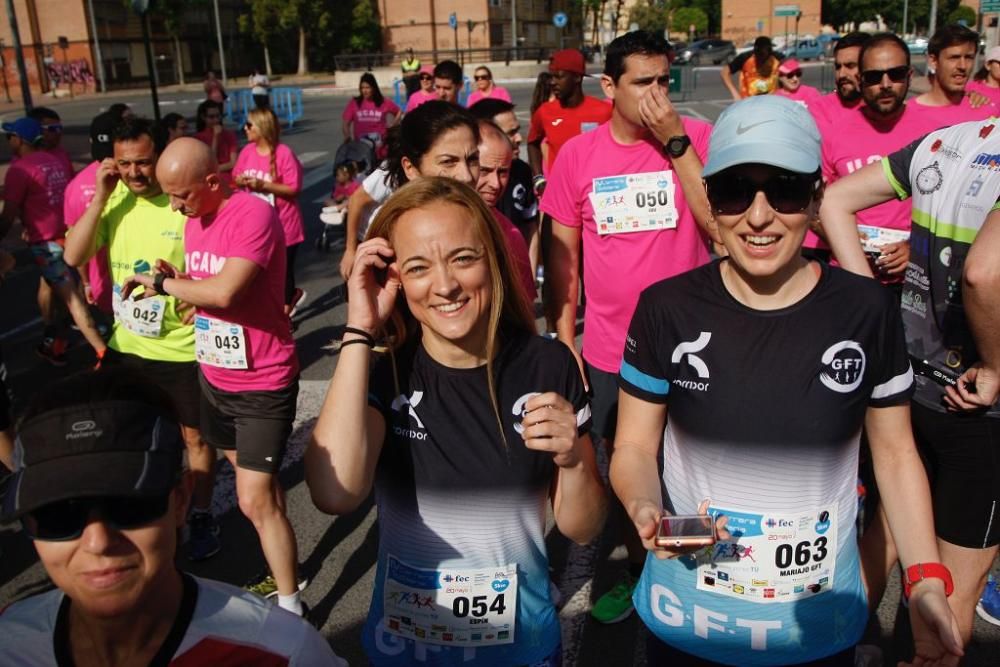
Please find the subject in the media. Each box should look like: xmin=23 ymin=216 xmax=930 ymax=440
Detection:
xmin=213 ymin=0 xmax=227 ymax=84
xmin=131 ymin=0 xmax=161 ymax=122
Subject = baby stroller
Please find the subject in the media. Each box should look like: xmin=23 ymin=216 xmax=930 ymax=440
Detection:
xmin=317 ymin=138 xmax=378 ymax=251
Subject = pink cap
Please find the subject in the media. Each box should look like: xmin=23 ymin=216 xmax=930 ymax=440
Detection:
xmin=419 ymin=64 xmax=434 ymax=76
xmin=778 ymin=58 xmax=801 ymax=75
xmin=987 ymin=46 xmax=1000 ymax=63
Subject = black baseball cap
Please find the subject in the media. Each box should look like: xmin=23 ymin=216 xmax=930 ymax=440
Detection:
xmin=89 ymin=111 xmax=119 ymax=161
xmin=1 ymin=400 xmax=184 ymax=522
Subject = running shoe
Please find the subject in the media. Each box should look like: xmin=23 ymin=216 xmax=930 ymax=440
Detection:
xmin=288 ymin=288 xmax=308 ymax=319
xmin=35 ymin=340 xmax=68 ymax=367
xmin=976 ymin=574 xmax=1000 ymax=627
xmin=187 ymin=512 xmax=221 ymax=561
xmin=245 ymin=572 xmax=310 ymax=600
xmin=590 ymin=570 xmax=637 ymax=624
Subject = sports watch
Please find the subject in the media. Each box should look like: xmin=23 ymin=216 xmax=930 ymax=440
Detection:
xmin=902 ymin=562 xmax=954 ymax=599
xmin=664 ymin=135 xmax=691 ymax=159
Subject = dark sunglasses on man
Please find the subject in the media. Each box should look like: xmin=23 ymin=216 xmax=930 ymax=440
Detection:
xmin=860 ymin=66 xmax=909 ymax=87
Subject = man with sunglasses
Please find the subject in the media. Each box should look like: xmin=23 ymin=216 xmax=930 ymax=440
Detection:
xmin=64 ymin=117 xmax=221 ymax=564
xmin=613 ymin=94 xmax=963 ymax=667
xmin=29 ymin=107 xmax=73 ymax=173
xmin=913 ymin=24 xmax=998 ymax=125
xmin=822 ymin=114 xmax=1000 ymax=650
xmin=0 ymin=368 xmax=344 ymax=665
xmin=541 ymin=30 xmax=712 ymax=626
xmin=817 ymin=33 xmax=944 ymax=276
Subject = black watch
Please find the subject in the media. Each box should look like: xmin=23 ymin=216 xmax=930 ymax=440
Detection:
xmin=153 ymin=272 xmax=168 ymax=295
xmin=664 ymin=135 xmax=691 ymax=159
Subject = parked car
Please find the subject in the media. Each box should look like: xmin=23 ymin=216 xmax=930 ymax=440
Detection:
xmin=907 ymin=37 xmax=928 ymax=55
xmin=780 ymin=38 xmax=824 ymax=61
xmin=674 ymin=39 xmax=736 ymax=66
xmin=736 ymin=40 xmax=756 ymax=57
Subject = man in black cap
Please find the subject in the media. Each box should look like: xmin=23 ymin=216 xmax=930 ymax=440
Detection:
xmin=0 ymin=368 xmax=345 ymax=665
xmin=721 ymin=36 xmax=781 ymax=100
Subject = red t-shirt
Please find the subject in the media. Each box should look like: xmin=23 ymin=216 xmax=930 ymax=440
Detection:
xmin=3 ymin=150 xmax=72 ymax=243
xmin=528 ymin=96 xmax=612 ymax=170
xmin=194 ymin=128 xmax=239 ymax=171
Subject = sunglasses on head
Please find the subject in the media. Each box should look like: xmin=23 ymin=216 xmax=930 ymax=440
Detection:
xmin=22 ymin=495 xmax=171 ymax=541
xmin=860 ymin=66 xmax=909 ymax=87
xmin=706 ymin=170 xmax=819 ymax=216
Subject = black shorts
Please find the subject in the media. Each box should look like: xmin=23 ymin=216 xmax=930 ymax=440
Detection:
xmin=101 ymin=348 xmax=201 ymax=428
xmin=912 ymin=401 xmax=1000 ymax=548
xmin=199 ymin=372 xmax=298 ymax=474
xmin=585 ymin=361 xmax=619 ymax=443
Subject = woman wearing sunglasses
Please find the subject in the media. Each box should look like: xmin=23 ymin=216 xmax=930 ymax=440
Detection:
xmin=308 ymin=177 xmax=605 ymax=666
xmin=610 ymin=95 xmax=963 ymax=666
xmin=234 ymin=108 xmax=306 ymax=316
xmin=405 ymin=64 xmax=438 ymax=113
xmin=466 ymin=66 xmax=512 ymax=107
xmin=0 ymin=369 xmax=345 ymax=665
xmin=773 ymin=58 xmax=822 ymax=109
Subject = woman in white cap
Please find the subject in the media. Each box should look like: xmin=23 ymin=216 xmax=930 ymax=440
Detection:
xmin=967 ymin=46 xmax=1000 ymax=105
xmin=610 ymin=95 xmax=963 ymax=666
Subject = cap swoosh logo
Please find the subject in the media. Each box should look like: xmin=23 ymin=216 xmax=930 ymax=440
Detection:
xmin=736 ymin=120 xmax=773 ymax=135
xmin=552 ymin=118 xmax=564 ymax=126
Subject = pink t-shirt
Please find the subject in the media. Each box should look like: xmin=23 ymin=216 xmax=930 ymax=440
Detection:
xmin=809 ymin=92 xmax=863 ymax=131
xmin=774 ymin=84 xmax=824 ymax=109
xmin=185 ymin=192 xmax=298 ymax=392
xmin=819 ymin=103 xmax=951 ymax=254
xmin=911 ymin=96 xmax=999 ymax=127
xmin=332 ymin=180 xmax=360 ymax=202
xmin=540 ymin=119 xmax=713 ymax=373
xmin=492 ymin=208 xmax=537 ymax=303
xmin=342 ymin=98 xmax=400 ymax=143
xmin=467 ymin=86 xmax=513 ymax=107
xmin=3 ymin=150 xmax=72 ymax=243
xmin=405 ymin=89 xmax=437 ymax=113
xmin=233 ymin=143 xmax=305 ymax=246
xmin=63 ymin=161 xmax=112 ymax=314
xmin=47 ymin=146 xmax=74 ymax=174
xmin=966 ymin=80 xmax=1000 ymax=106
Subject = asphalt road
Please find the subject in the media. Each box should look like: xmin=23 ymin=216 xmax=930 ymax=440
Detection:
xmin=2 ymin=60 xmax=998 ymax=666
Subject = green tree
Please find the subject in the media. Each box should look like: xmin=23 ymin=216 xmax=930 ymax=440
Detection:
xmin=628 ymin=0 xmax=668 ymax=33
xmin=239 ymin=0 xmax=284 ymax=77
xmin=947 ymin=5 xmax=977 ymax=27
xmin=672 ymin=7 xmax=708 ymax=38
xmin=349 ymin=0 xmax=381 ymax=53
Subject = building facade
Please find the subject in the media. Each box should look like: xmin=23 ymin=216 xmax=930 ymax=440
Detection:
xmin=720 ymin=0 xmax=822 ymax=47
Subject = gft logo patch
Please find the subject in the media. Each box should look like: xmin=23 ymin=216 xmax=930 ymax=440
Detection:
xmin=819 ymin=341 xmax=866 ymax=393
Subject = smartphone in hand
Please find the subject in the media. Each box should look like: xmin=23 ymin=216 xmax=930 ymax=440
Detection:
xmin=654 ymin=514 xmax=717 ymax=550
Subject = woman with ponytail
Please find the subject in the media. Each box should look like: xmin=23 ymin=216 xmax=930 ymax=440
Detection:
xmin=233 ymin=108 xmax=307 ymax=316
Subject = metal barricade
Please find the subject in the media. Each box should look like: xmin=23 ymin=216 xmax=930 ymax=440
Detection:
xmin=225 ymin=87 xmax=303 ymax=128
xmin=390 ymin=76 xmax=472 ymax=109
xmin=669 ymin=66 xmax=695 ymax=101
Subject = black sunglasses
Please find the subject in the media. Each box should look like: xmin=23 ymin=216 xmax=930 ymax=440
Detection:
xmin=22 ymin=495 xmax=171 ymax=541
xmin=474 ymin=74 xmax=491 ymax=81
xmin=860 ymin=66 xmax=909 ymax=87
xmin=781 ymin=70 xmax=803 ymax=78
xmin=43 ymin=124 xmax=63 ymax=132
xmin=706 ymin=171 xmax=819 ymax=216
xmin=419 ymin=74 xmax=432 ymax=80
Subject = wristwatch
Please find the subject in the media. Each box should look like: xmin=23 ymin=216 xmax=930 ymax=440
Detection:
xmin=902 ymin=562 xmax=954 ymax=599
xmin=153 ymin=272 xmax=169 ymax=295
xmin=664 ymin=135 xmax=691 ymax=159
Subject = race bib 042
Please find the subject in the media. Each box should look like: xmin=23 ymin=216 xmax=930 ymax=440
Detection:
xmin=112 ymin=285 xmax=165 ymax=338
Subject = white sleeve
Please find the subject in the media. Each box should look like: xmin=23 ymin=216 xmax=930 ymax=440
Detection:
xmin=290 ymin=623 xmax=348 ymax=666
xmin=362 ymin=166 xmax=393 ymax=205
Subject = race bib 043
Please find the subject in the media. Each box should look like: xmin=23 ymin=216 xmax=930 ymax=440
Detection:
xmin=194 ymin=315 xmax=248 ymax=369
xmin=383 ymin=556 xmax=517 ymax=647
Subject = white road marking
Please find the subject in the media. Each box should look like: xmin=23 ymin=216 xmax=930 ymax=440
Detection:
xmin=298 ymin=150 xmax=329 ymax=167
xmin=0 ymin=316 xmax=42 ymax=341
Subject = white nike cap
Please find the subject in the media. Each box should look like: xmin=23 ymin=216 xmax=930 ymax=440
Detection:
xmin=702 ymin=95 xmax=821 ymax=178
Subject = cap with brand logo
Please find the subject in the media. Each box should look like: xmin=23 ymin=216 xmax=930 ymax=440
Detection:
xmin=2 ymin=117 xmax=43 ymax=144
xmin=702 ymin=95 xmax=821 ymax=177
xmin=549 ymin=49 xmax=586 ymax=76
xmin=0 ymin=400 xmax=184 ymax=522
xmin=89 ymin=111 xmax=120 ymax=162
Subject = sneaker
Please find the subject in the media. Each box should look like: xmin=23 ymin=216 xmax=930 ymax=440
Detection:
xmin=976 ymin=574 xmax=1000 ymax=627
xmin=187 ymin=512 xmax=221 ymax=561
xmin=288 ymin=288 xmax=308 ymax=318
xmin=590 ymin=571 xmax=637 ymax=624
xmin=246 ymin=572 xmax=310 ymax=600
xmin=35 ymin=340 xmax=68 ymax=367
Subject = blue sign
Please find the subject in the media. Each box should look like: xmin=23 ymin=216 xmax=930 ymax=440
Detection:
xmin=449 ymin=12 xmax=458 ymax=29
xmin=553 ymin=12 xmax=568 ymax=29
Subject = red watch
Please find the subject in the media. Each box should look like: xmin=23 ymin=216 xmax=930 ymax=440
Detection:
xmin=903 ymin=562 xmax=954 ymax=599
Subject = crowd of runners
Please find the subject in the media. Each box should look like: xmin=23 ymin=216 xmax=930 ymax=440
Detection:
xmin=0 ymin=22 xmax=998 ymax=667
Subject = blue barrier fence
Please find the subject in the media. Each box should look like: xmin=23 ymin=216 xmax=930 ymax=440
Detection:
xmin=225 ymin=87 xmax=304 ymax=127
xmin=391 ymin=76 xmax=472 ymax=109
